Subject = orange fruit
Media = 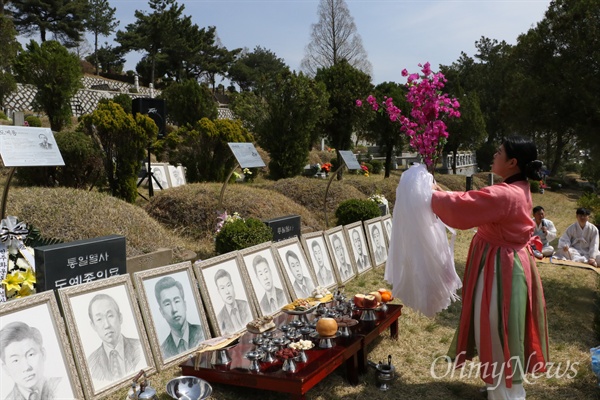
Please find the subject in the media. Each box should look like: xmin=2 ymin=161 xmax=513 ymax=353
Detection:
xmin=381 ymin=292 xmax=392 ymax=302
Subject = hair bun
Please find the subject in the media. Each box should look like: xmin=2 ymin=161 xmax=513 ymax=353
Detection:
xmin=524 ymin=160 xmax=543 ymax=181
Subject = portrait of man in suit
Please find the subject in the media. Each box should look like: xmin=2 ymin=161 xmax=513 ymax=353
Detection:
xmin=384 ymin=220 xmax=392 ymax=241
xmin=38 ymin=134 xmax=52 ymax=150
xmin=352 ymin=229 xmax=371 ymax=272
xmin=154 ymin=276 xmax=205 ymax=359
xmin=371 ymin=225 xmax=387 ymax=264
xmin=332 ymin=234 xmax=352 ymax=281
xmin=87 ymin=293 xmax=143 ymax=384
xmin=285 ymin=250 xmax=314 ymax=299
xmin=310 ymin=240 xmax=334 ymax=286
xmin=214 ymin=269 xmax=252 ymax=335
xmin=0 ymin=322 xmax=63 ymax=400
xmin=252 ymin=255 xmax=286 ymax=315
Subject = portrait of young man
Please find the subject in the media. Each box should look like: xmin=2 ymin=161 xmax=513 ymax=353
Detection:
xmin=309 ymin=239 xmax=335 ymax=287
xmin=351 ymin=228 xmax=371 ymax=272
xmin=213 ymin=268 xmax=252 ymax=335
xmin=0 ymin=322 xmax=64 ymax=400
xmin=284 ymin=249 xmax=315 ymax=299
xmin=331 ymin=234 xmax=353 ymax=281
xmin=252 ymin=254 xmax=287 ymax=315
xmin=86 ymin=293 xmax=143 ymax=384
xmin=371 ymin=224 xmax=387 ymax=265
xmin=154 ymin=276 xmax=205 ymax=359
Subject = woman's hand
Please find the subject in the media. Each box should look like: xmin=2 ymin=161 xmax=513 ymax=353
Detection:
xmin=432 ymin=183 xmax=443 ymax=191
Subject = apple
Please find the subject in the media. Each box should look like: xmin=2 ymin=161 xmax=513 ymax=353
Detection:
xmin=316 ymin=317 xmax=338 ymax=337
xmin=363 ymin=294 xmax=378 ymax=308
xmin=353 ymin=293 xmax=365 ymax=308
xmin=369 ymin=291 xmax=383 ymax=303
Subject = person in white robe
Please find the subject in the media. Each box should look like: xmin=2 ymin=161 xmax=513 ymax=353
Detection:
xmin=532 ymin=205 xmax=557 ymax=257
xmin=553 ymin=207 xmax=600 ymax=266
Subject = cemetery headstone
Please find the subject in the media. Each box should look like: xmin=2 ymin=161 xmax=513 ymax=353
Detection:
xmin=34 ymin=235 xmax=127 ymax=291
xmin=264 ymin=215 xmax=301 ymax=242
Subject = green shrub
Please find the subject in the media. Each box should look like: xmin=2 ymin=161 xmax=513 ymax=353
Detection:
xmin=335 ymin=199 xmax=381 ymax=226
xmin=0 ymin=111 xmax=7 ymax=120
xmin=215 ymin=217 xmax=273 ymax=254
xmin=25 ymin=115 xmax=42 ymax=127
xmin=105 ymin=94 xmax=132 ymax=114
xmin=370 ymin=160 xmax=383 ymax=174
xmin=530 ymin=180 xmax=540 ymax=193
xmin=578 ymin=192 xmax=600 ymax=214
xmin=16 ymin=130 xmax=105 ymax=188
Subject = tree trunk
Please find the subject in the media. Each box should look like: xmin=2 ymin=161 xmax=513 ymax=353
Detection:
xmin=94 ymin=32 xmax=99 ymax=75
xmin=452 ymin=150 xmax=457 ymax=175
xmin=550 ymin=133 xmax=566 ymax=176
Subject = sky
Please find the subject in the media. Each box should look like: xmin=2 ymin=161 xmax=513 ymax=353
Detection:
xmin=81 ymin=0 xmax=550 ymax=84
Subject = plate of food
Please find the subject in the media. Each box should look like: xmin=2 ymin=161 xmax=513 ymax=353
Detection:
xmin=282 ymin=298 xmax=319 ymax=315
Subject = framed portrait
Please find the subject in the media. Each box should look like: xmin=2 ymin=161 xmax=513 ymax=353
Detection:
xmin=167 ymin=164 xmax=185 ymax=188
xmin=0 ymin=292 xmax=84 ymax=400
xmin=301 ymin=231 xmax=338 ymax=290
xmin=177 ymin=165 xmax=187 ymax=185
xmin=194 ymin=253 xmax=258 ymax=337
xmin=133 ymin=261 xmax=211 ymax=370
xmin=272 ymin=237 xmax=318 ymax=299
xmin=344 ymin=221 xmax=373 ymax=275
xmin=324 ymin=226 xmax=357 ymax=285
xmin=58 ymin=275 xmax=155 ymax=400
xmin=239 ymin=243 xmax=292 ymax=317
xmin=364 ymin=217 xmax=388 ymax=268
xmin=381 ymin=214 xmax=393 ymax=246
xmin=149 ymin=163 xmax=170 ymax=190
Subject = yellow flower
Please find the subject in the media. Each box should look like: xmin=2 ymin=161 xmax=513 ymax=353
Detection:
xmin=2 ymin=271 xmax=24 ymax=292
xmin=16 ymin=285 xmax=34 ymax=298
xmin=21 ymin=268 xmax=36 ymax=290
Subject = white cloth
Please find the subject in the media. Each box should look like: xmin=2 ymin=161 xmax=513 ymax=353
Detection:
xmin=384 ymin=164 xmax=462 ymax=317
xmin=554 ymin=221 xmax=600 ymax=262
xmin=532 ymin=218 xmax=557 ymax=247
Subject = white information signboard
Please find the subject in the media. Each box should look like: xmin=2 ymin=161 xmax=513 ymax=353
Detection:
xmin=0 ymin=126 xmax=65 ymax=167
xmin=228 ymin=142 xmax=266 ymax=169
xmin=338 ymin=150 xmax=361 ymax=170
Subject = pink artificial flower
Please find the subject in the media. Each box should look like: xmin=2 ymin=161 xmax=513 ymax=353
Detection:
xmin=356 ymin=99 xmax=362 ymax=107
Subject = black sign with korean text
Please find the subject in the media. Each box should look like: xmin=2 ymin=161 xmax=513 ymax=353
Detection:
xmin=264 ymin=215 xmax=301 ymax=242
xmin=34 ymin=235 xmax=126 ymax=292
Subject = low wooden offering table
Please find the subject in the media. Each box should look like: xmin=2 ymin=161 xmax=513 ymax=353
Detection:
xmin=179 ymin=303 xmax=403 ymax=399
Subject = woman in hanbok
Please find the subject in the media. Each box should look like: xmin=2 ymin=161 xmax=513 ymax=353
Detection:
xmin=431 ymin=136 xmax=549 ymax=399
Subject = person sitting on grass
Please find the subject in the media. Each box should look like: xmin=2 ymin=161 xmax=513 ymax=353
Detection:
xmin=553 ymin=207 xmax=600 ymax=267
xmin=532 ymin=205 xmax=557 ymax=257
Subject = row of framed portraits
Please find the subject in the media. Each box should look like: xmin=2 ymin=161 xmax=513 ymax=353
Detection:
xmin=139 ymin=163 xmax=186 ymax=190
xmin=0 ymin=216 xmax=393 ymax=400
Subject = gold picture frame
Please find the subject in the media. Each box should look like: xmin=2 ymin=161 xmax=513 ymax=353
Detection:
xmin=58 ymin=274 xmax=156 ymax=400
xmin=133 ymin=261 xmax=212 ymax=370
xmin=0 ymin=291 xmax=84 ymax=400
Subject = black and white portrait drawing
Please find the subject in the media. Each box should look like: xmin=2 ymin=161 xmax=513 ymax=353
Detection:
xmin=134 ymin=262 xmax=211 ymax=369
xmin=38 ymin=133 xmax=52 ymax=150
xmin=273 ymin=239 xmax=318 ymax=299
xmin=301 ymin=233 xmax=336 ymax=289
xmin=195 ymin=254 xmax=256 ymax=337
xmin=58 ymin=275 xmax=154 ymax=399
xmin=365 ymin=218 xmax=389 ymax=267
xmin=344 ymin=222 xmax=372 ymax=274
xmin=167 ymin=165 xmax=185 ymax=188
xmin=240 ymin=244 xmax=291 ymax=317
xmin=324 ymin=227 xmax=356 ymax=284
xmin=151 ymin=165 xmax=170 ymax=190
xmin=382 ymin=215 xmax=393 ymax=245
xmin=0 ymin=292 xmax=83 ymax=400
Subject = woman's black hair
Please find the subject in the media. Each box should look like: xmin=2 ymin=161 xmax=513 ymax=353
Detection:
xmin=502 ymin=136 xmax=543 ymax=181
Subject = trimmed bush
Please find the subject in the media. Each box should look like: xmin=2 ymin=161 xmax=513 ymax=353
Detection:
xmin=370 ymin=160 xmax=383 ymax=174
xmin=0 ymin=111 xmax=7 ymax=120
xmin=215 ymin=217 xmax=273 ymax=254
xmin=335 ymin=199 xmax=381 ymax=226
xmin=25 ymin=115 xmax=42 ymax=127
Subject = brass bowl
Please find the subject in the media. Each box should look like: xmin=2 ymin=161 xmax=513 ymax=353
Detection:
xmin=166 ymin=376 xmax=212 ymax=400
